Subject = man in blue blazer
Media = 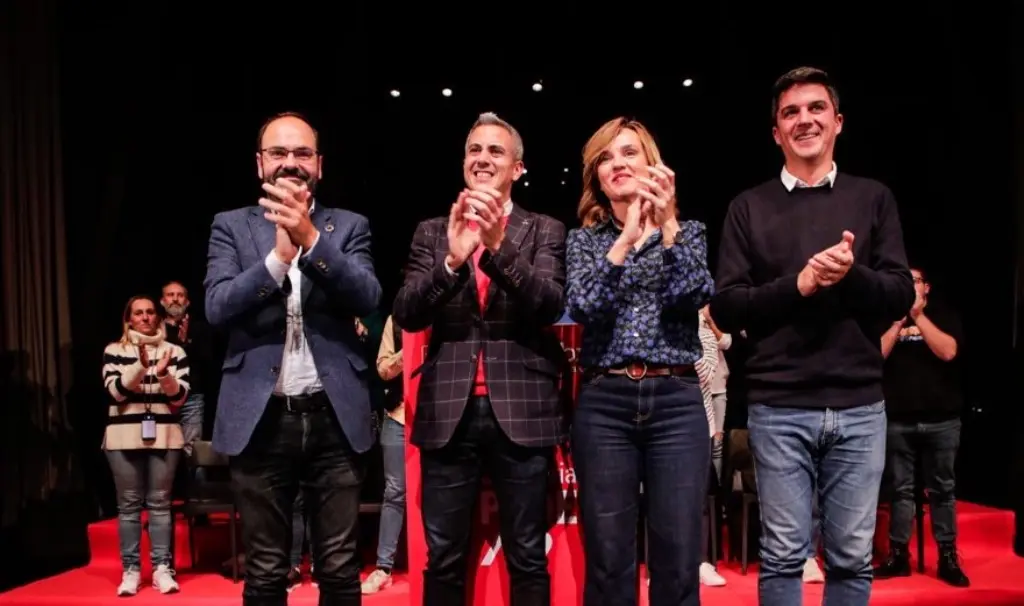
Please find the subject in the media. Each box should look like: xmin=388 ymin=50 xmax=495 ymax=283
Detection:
xmin=204 ymin=111 xmax=382 ymax=606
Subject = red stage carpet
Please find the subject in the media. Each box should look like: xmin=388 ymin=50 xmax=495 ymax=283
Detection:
xmin=1 ymin=502 xmax=1022 ymax=605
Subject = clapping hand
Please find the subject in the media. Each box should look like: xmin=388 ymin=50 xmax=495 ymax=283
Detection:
xmin=618 ymin=199 xmax=651 ymax=247
xmin=259 ymin=178 xmax=318 ymax=252
xmin=635 ymin=164 xmax=678 ymax=232
xmin=798 ymin=231 xmax=856 ymax=296
xmin=809 ymin=231 xmax=855 ymax=286
xmin=446 ymin=191 xmax=481 ymax=269
xmin=138 ymin=345 xmax=171 ymax=376
xmin=463 ymin=187 xmax=506 ymax=252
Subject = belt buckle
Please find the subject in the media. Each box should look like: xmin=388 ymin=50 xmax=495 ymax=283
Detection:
xmin=626 ymin=362 xmax=648 ymax=381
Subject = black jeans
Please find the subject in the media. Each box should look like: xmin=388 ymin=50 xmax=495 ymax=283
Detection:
xmin=885 ymin=417 xmax=961 ymax=545
xmin=420 ymin=395 xmax=552 ymax=606
xmin=231 ymin=396 xmax=365 ymax=606
xmin=572 ymin=373 xmax=709 ymax=606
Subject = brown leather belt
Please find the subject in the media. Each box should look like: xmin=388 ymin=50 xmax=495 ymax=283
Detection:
xmin=585 ymin=362 xmax=695 ymax=381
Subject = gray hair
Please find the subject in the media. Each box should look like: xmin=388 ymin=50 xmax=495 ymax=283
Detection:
xmin=466 ymin=112 xmax=524 ymax=161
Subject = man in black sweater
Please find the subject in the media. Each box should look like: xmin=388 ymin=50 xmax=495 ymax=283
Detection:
xmin=710 ymin=67 xmax=915 ymax=606
xmin=875 ymin=267 xmax=970 ymax=586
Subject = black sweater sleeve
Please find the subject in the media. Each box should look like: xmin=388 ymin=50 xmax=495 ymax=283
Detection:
xmin=710 ymin=195 xmax=805 ymax=334
xmin=834 ymin=185 xmax=915 ymax=322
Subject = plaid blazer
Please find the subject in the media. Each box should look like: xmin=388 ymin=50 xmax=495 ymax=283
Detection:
xmin=393 ymin=203 xmax=568 ymax=450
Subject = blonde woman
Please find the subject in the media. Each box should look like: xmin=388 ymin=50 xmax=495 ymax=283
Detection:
xmin=566 ymin=117 xmax=715 ymax=606
xmin=102 ymin=295 xmax=189 ymax=596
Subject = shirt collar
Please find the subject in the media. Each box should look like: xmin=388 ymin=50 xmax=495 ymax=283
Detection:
xmin=780 ymin=162 xmax=837 ymax=191
xmin=502 ymin=199 xmax=513 ymax=217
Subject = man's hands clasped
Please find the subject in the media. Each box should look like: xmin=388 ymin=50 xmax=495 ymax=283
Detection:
xmin=259 ymin=178 xmax=317 ymax=265
xmin=446 ymin=187 xmax=507 ymax=270
xmin=798 ymin=231 xmax=856 ymax=297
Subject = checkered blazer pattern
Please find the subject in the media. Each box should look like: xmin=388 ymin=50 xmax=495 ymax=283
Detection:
xmin=393 ymin=203 xmax=569 ymax=450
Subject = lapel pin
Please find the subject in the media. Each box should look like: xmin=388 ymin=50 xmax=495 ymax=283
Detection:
xmin=325 ymin=224 xmax=335 ymax=232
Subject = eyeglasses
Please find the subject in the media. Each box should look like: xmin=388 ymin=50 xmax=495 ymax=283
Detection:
xmin=261 ymin=147 xmax=318 ymax=161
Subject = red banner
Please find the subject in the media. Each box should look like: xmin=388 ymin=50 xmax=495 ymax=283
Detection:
xmin=402 ymin=323 xmax=585 ymax=605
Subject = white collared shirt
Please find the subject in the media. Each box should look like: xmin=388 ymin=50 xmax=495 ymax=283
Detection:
xmin=263 ymin=201 xmax=323 ymax=396
xmin=780 ymin=161 xmax=838 ymax=191
xmin=443 ymin=199 xmax=514 ymax=276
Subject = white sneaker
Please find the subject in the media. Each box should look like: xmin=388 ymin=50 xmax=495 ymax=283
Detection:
xmin=152 ymin=564 xmax=180 ymax=594
xmin=361 ymin=568 xmax=393 ymax=594
xmin=699 ymin=562 xmax=727 ymax=586
xmin=803 ymin=557 xmax=824 ymax=583
xmin=117 ymin=568 xmax=141 ymax=596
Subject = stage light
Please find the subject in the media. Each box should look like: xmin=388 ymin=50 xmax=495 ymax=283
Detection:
xmin=532 ymin=82 xmax=543 ymax=92
xmin=442 ymin=88 xmax=452 ymax=97
xmin=560 ymin=180 xmax=566 ymax=185
xmin=563 ymin=167 xmax=568 ymax=172
xmin=633 ymin=80 xmax=644 ymax=89
xmin=683 ymin=78 xmax=694 ymax=87
xmin=390 ymin=89 xmax=400 ymax=98
xmin=524 ymin=181 xmax=530 ymax=187
xmin=523 ymin=169 xmax=528 ymax=174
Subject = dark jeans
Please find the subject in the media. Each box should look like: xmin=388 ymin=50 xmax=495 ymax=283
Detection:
xmin=231 ymin=397 xmax=365 ymax=606
xmin=748 ymin=401 xmax=886 ymax=606
xmin=290 ymin=490 xmax=310 ymax=569
xmin=106 ymin=449 xmax=180 ymax=570
xmin=573 ymin=374 xmax=709 ymax=606
xmin=885 ymin=418 xmax=961 ymax=545
xmin=420 ymin=395 xmax=552 ymax=606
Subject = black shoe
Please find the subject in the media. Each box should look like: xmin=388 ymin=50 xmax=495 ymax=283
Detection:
xmin=937 ymin=543 xmax=970 ymax=587
xmin=873 ymin=542 xmax=912 ymax=579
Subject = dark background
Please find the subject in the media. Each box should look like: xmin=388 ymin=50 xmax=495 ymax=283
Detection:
xmin=4 ymin=0 xmax=1023 ymax=592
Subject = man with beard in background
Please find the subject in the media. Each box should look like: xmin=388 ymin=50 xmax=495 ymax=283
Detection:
xmin=160 ymin=281 xmax=215 ymax=457
xmin=205 ymin=111 xmax=381 ymax=606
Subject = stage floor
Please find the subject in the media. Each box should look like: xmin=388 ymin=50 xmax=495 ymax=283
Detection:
xmin=1 ymin=502 xmax=1022 ymax=605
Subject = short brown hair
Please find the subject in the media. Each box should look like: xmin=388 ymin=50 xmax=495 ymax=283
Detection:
xmin=577 ymin=117 xmax=663 ymax=227
xmin=771 ymin=67 xmax=840 ymax=123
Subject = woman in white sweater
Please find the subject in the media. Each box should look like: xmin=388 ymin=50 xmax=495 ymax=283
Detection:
xmin=102 ymin=295 xmax=189 ymax=596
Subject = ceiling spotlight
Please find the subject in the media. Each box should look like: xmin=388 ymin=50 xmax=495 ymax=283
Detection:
xmin=563 ymin=167 xmax=569 ymax=173
xmin=682 ymin=78 xmax=694 ymax=87
xmin=524 ymin=181 xmax=530 ymax=187
xmin=390 ymin=89 xmax=400 ymax=98
xmin=532 ymin=82 xmax=543 ymax=92
xmin=560 ymin=180 xmax=566 ymax=185
xmin=442 ymin=88 xmax=452 ymax=97
xmin=633 ymin=80 xmax=644 ymax=89
xmin=522 ymin=169 xmax=528 ymax=174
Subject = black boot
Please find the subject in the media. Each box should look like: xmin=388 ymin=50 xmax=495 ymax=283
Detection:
xmin=873 ymin=542 xmax=911 ymax=579
xmin=937 ymin=542 xmax=970 ymax=587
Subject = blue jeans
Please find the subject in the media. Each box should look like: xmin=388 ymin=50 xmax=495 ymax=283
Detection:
xmin=573 ymin=374 xmax=710 ymax=606
xmin=748 ymin=401 xmax=886 ymax=606
xmin=376 ymin=417 xmax=406 ymax=569
xmin=180 ymin=393 xmax=205 ymax=456
xmin=106 ymin=449 xmax=181 ymax=570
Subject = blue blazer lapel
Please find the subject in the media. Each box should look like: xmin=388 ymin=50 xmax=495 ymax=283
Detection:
xmin=483 ymin=205 xmax=532 ymax=315
xmin=248 ymin=207 xmax=276 ymax=259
